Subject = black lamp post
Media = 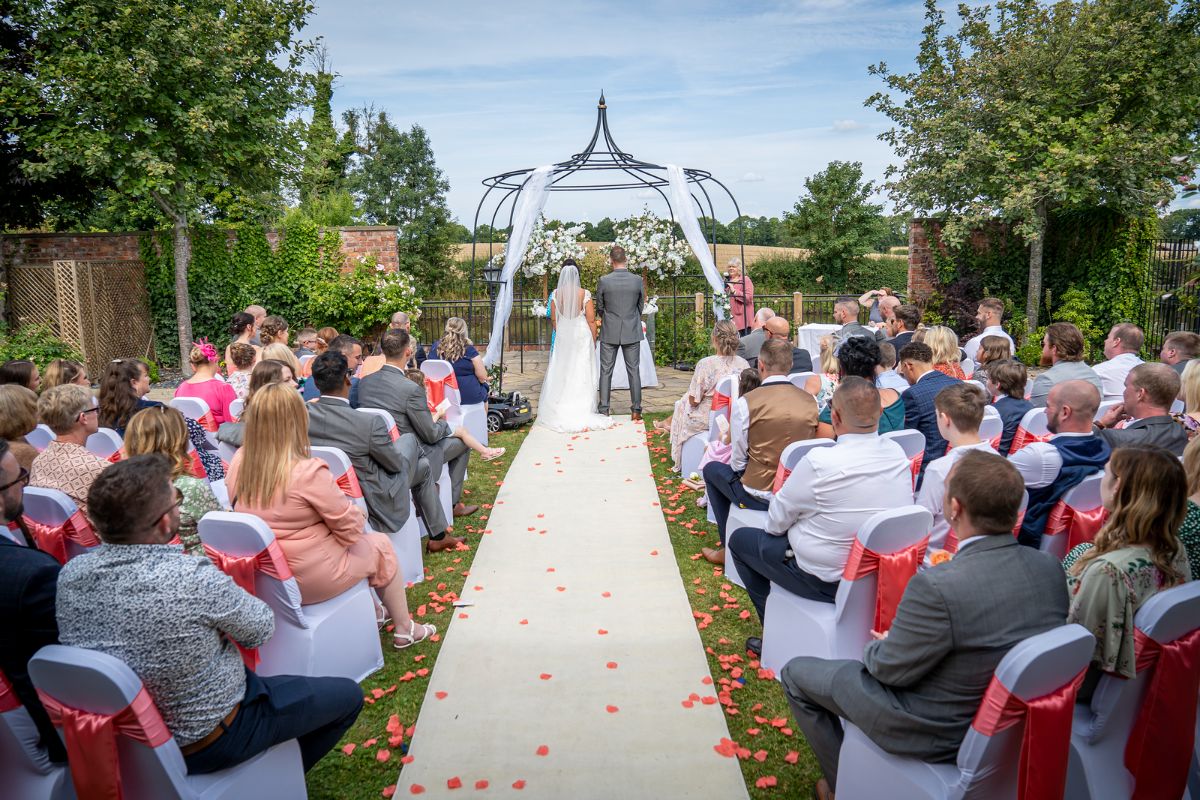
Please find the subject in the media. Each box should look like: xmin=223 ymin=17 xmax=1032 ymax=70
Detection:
xmin=481 ymin=259 xmax=505 ymax=393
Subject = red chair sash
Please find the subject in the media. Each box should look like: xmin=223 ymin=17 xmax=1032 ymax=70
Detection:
xmin=842 ymin=536 xmax=929 ymax=633
xmin=106 ymin=450 xmax=123 ymax=464
xmin=24 ymin=510 xmax=100 ymax=564
xmin=908 ymin=452 xmax=923 ymax=489
xmin=971 ymin=668 xmax=1086 ymax=800
xmin=1008 ymin=427 xmax=1048 ymax=453
xmin=188 ymin=450 xmax=207 ymax=479
xmin=196 ymin=411 xmax=218 ymax=433
xmin=772 ymin=463 xmax=792 ymax=494
xmin=336 ymin=467 xmax=365 ymax=499
xmin=1124 ymin=627 xmax=1200 ymax=800
xmin=202 ymin=540 xmax=293 ymax=669
xmin=0 ymin=671 xmax=20 ymax=713
xmin=37 ymin=686 xmax=171 ymax=800
xmin=1044 ymin=503 xmax=1108 ymax=551
xmin=711 ymin=390 xmax=732 ymax=414
xmin=426 ymin=372 xmax=460 ymax=408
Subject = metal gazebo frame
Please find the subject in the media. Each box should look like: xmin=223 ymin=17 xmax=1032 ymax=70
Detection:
xmin=466 ymin=93 xmax=749 ymax=385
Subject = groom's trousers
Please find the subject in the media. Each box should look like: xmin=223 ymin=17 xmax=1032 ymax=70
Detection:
xmin=597 ymin=341 xmax=642 ymax=414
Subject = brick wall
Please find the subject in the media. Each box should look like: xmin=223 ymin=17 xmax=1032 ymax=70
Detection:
xmin=907 ymin=219 xmax=939 ymax=305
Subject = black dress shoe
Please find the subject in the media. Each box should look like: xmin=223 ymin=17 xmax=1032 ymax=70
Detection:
xmin=746 ymin=637 xmax=762 ymax=656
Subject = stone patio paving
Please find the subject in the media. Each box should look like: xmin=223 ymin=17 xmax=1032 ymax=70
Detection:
xmin=492 ymin=350 xmax=692 ymax=414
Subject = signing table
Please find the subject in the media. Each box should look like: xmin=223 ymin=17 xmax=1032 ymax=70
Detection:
xmin=795 ymin=323 xmax=841 ymax=365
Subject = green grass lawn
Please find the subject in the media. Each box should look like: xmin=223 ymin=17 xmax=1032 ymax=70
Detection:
xmin=307 ymin=414 xmax=819 ymax=798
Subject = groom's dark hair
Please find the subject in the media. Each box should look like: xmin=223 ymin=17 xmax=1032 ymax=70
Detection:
xmin=610 ymin=246 xmax=627 ymax=265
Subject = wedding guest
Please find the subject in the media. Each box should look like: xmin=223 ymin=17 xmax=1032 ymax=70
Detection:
xmin=686 ymin=368 xmax=764 ymax=499
xmin=963 ymin=297 xmax=1014 ymax=362
xmin=1028 ymin=322 xmax=1104 ymax=407
xmin=358 ymin=329 xmax=477 ymax=524
xmin=429 ymin=317 xmax=490 ymax=407
xmin=700 ymin=339 xmax=818 ymax=565
xmin=393 ymin=311 xmax=427 ymax=365
xmin=657 ymin=321 xmax=749 ymax=467
xmin=986 ymin=359 xmax=1032 ymax=457
xmin=726 ymin=258 xmax=756 ymax=335
xmin=98 ymin=358 xmax=157 ymax=436
xmin=303 ymin=335 xmax=362 ymax=403
xmin=925 ymin=325 xmax=966 ymax=379
xmin=886 ymin=304 xmax=921 ymax=350
xmin=224 ymin=312 xmax=261 ymax=373
xmin=1176 ymin=436 xmax=1200 ymax=578
xmin=40 ymin=359 xmax=89 ymax=391
xmin=1094 ymin=363 xmax=1188 ymax=456
xmin=295 ymin=327 xmax=320 ymax=358
xmin=123 ymin=406 xmax=221 ymax=554
xmin=735 ymin=308 xmax=774 ymax=367
xmin=812 ymin=335 xmax=839 ymax=409
xmin=0 ymin=439 xmax=66 ymax=764
xmin=917 ymin=384 xmax=998 ymax=556
xmin=1160 ymin=330 xmax=1200 ymax=375
xmin=258 ymin=315 xmax=289 ymax=348
xmin=56 ymin=454 xmax=363 ymax=774
xmin=174 ymin=340 xmax=237 ymax=425
xmin=30 ymin=385 xmax=107 ymax=518
xmin=216 ymin=359 xmax=298 ymax=448
xmin=1063 ymin=447 xmax=1190 ymax=693
xmin=226 ymin=383 xmax=437 ymax=646
xmin=306 ymin=352 xmax=451 ymax=542
xmin=874 ymin=341 xmax=909 ymax=393
xmin=0 ymin=359 xmax=40 ymax=393
xmin=1009 ymin=381 xmax=1109 ymax=548
xmin=0 ymin=384 xmax=40 ymax=470
xmin=782 ymin=451 xmax=1068 ymax=799
xmin=969 ymin=335 xmax=1012 ymax=385
xmin=244 ymin=304 xmax=268 ymax=346
xmin=815 ymin=337 xmax=904 ymax=439
xmin=858 ymin=287 xmax=898 ymax=325
xmin=833 ymin=298 xmax=884 ymax=348
xmin=729 ymin=377 xmax=912 ymax=643
xmin=316 ymin=327 xmax=339 ymax=352
xmin=762 ymin=316 xmax=814 ymax=374
xmin=1181 ymin=359 xmax=1200 ymax=429
xmin=261 ymin=342 xmax=302 ymax=384
xmin=405 ymin=369 xmax=506 ymax=461
xmin=1093 ymin=323 xmax=1145 ymax=402
xmin=227 ymin=342 xmax=257 ymax=400
xmin=898 ymin=342 xmax=959 ymax=489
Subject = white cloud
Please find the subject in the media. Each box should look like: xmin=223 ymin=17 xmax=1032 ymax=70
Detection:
xmin=832 ymin=119 xmax=863 ymax=132
xmin=739 ymin=172 xmax=765 ymax=182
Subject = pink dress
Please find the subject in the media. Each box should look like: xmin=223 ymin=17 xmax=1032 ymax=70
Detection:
xmin=226 ymin=455 xmax=398 ymax=605
xmin=174 ymin=378 xmax=238 ymax=425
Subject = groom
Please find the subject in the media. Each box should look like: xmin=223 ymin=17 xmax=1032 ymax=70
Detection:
xmin=596 ymin=245 xmax=645 ymax=421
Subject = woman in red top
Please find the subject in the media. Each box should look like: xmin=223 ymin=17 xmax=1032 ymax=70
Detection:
xmin=174 ymin=340 xmax=238 ymax=424
xmin=725 ymin=258 xmax=755 ymax=335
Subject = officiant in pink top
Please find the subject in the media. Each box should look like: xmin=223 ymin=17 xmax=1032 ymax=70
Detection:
xmin=726 ymin=258 xmax=756 ymax=335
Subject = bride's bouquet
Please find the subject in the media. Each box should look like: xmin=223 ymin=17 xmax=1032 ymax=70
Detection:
xmin=610 ymin=208 xmax=690 ymax=279
xmin=486 ymin=215 xmax=587 ymax=279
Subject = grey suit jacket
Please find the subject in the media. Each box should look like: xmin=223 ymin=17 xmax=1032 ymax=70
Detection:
xmin=1096 ymin=414 xmax=1188 ymax=456
xmin=357 ymin=364 xmax=452 ymax=454
xmin=850 ymin=536 xmax=1068 ymax=761
xmin=836 ymin=321 xmax=884 ymax=349
xmin=737 ymin=329 xmax=766 ymax=364
xmin=595 ymin=269 xmax=645 ymax=345
xmin=306 ymin=396 xmax=419 ymax=532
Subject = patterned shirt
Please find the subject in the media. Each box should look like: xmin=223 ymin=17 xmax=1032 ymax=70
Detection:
xmin=1177 ymin=500 xmax=1200 ymax=582
xmin=30 ymin=440 xmax=109 ymax=519
xmin=56 ymin=544 xmax=274 ymax=746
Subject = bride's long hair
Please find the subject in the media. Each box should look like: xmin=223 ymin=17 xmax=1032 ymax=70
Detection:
xmin=554 ymin=260 xmax=583 ymax=319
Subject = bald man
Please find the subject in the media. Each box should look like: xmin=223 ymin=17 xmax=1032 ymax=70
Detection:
xmin=736 ymin=308 xmax=775 ymax=366
xmin=1009 ymin=380 xmax=1111 ymax=547
xmin=763 ymin=316 xmax=813 ymax=374
xmin=1094 ymin=362 xmax=1187 ymax=455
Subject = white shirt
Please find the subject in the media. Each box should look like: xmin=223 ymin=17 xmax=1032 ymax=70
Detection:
xmin=964 ymin=326 xmax=1015 ymax=361
xmin=766 ymin=433 xmax=913 ymax=582
xmin=1007 ymin=432 xmax=1095 ymax=488
xmin=1092 ymin=352 xmax=1143 ymax=401
xmin=917 ymin=440 xmax=998 ymax=554
xmin=730 ymin=375 xmax=791 ymax=501
xmin=876 ymin=370 xmax=910 ymax=393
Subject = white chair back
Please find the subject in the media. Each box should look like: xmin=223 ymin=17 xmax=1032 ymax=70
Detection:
xmin=310 ymin=446 xmax=368 ymax=514
xmin=964 ymin=379 xmax=988 ymax=396
xmin=0 ymin=672 xmax=69 ymax=798
xmin=298 ymin=354 xmax=315 ymax=367
xmin=953 ymin=625 xmax=1095 ymax=797
xmin=168 ymin=396 xmax=212 ymax=425
xmin=978 ymin=412 xmax=1003 ymax=443
xmin=779 ymin=438 xmax=836 ymax=473
xmin=710 ymin=375 xmax=737 ymax=422
xmin=880 ymin=429 xmax=926 ymax=460
xmin=420 ymin=359 xmax=464 ymax=416
xmin=85 ymin=427 xmax=123 ymax=460
xmin=357 ymin=407 xmax=400 ymax=440
xmin=198 ymin=512 xmax=307 ymax=630
xmin=788 ymin=372 xmax=817 ymax=393
xmin=228 ymin=398 xmax=245 ymax=421
xmin=26 ymin=424 xmax=56 ymax=451
xmin=1019 ymin=407 xmax=1050 ymax=437
xmin=1095 ymin=399 xmax=1121 ymax=422
xmin=1039 ymin=473 xmax=1104 ymax=560
xmin=22 ymin=488 xmax=98 ymax=562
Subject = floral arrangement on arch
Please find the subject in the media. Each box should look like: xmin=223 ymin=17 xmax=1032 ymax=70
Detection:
xmin=608 ymin=207 xmax=690 ymax=279
xmin=486 ymin=215 xmax=586 ymax=279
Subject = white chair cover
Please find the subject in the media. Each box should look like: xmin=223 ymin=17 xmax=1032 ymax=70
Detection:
xmin=85 ymin=428 xmax=123 ymax=460
xmin=26 ymin=424 xmax=56 ymax=451
xmin=21 ymin=487 xmax=98 ymax=562
xmin=1040 ymin=473 xmax=1103 ymax=561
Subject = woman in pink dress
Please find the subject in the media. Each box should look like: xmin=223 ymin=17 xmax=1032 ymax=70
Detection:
xmin=225 ymin=382 xmax=434 ymax=648
xmin=173 ymin=339 xmax=238 ymax=424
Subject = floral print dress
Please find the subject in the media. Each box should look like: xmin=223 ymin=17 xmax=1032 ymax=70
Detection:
xmin=174 ymin=475 xmax=222 ymax=555
xmin=669 ymin=354 xmax=749 ymax=466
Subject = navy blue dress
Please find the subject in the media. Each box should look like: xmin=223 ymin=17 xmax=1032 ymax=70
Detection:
xmin=429 ymin=342 xmax=489 ymax=405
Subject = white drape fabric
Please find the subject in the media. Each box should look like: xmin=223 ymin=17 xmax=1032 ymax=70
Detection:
xmin=483 ymin=165 xmax=554 ymax=367
xmin=665 ymin=164 xmax=726 ymax=320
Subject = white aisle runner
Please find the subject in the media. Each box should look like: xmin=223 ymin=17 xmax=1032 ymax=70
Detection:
xmin=398 ymin=419 xmax=749 ymax=798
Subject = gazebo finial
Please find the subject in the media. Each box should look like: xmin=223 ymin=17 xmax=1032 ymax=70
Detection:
xmin=598 ymin=90 xmax=606 ymax=109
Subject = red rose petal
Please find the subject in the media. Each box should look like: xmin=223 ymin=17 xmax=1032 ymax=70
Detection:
xmin=785 ymin=751 xmax=800 ymax=765
xmin=539 ymin=673 xmax=552 ymax=680
xmin=605 ymin=705 xmax=619 ymax=713
xmin=435 ymin=691 xmax=448 ymax=700
xmin=409 ymin=786 xmax=426 ymax=795
xmin=536 ymin=744 xmax=549 ymax=756
xmin=341 ymin=743 xmax=356 ymax=755
xmin=606 ymin=662 xmax=618 ymax=669
xmin=474 ymin=780 xmax=489 ymax=790
xmin=447 ymin=776 xmax=463 ymax=790
xmin=512 ymin=780 xmax=526 ymax=790
xmin=597 ymin=629 xmax=608 ymax=635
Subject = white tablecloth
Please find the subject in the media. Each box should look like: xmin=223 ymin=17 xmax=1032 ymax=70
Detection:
xmin=795 ymin=324 xmax=841 ymax=366
xmin=596 ymin=339 xmax=659 ymax=389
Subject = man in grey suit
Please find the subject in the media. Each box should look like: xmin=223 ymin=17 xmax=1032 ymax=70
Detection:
xmin=357 ymin=329 xmax=479 ymax=528
xmin=781 ymin=451 xmax=1068 ymax=799
xmin=1094 ymin=362 xmax=1188 ymax=456
xmin=306 ymin=352 xmax=458 ymax=550
xmin=595 ymin=245 xmax=645 ymax=421
xmin=833 ymin=297 xmax=884 ymax=350
xmin=735 ymin=308 xmax=774 ymax=367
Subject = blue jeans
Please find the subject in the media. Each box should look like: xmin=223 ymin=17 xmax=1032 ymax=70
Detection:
xmin=184 ymin=668 xmax=363 ymax=775
xmin=702 ymin=461 xmax=770 ymax=545
xmin=728 ymin=526 xmax=839 ymax=622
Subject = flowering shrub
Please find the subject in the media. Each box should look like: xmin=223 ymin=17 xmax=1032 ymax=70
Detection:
xmin=486 ymin=215 xmax=586 ymax=279
xmin=609 ymin=208 xmax=690 ymax=279
xmin=308 ymin=255 xmax=422 ymax=339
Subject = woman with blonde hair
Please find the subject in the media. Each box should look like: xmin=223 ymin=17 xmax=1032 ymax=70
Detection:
xmin=658 ymin=321 xmax=750 ymax=468
xmin=261 ymin=343 xmax=302 ymax=384
xmin=924 ymin=325 xmax=966 ymax=379
xmin=216 ymin=359 xmax=298 ymax=449
xmin=173 ymin=339 xmax=238 ymax=424
xmin=124 ymin=406 xmax=221 ymax=554
xmin=808 ymin=335 xmax=839 ymax=410
xmin=41 ymin=359 xmax=90 ymax=391
xmin=0 ymin=384 xmax=40 ymax=470
xmin=226 ymin=383 xmax=434 ymax=648
xmin=430 ymin=316 xmax=489 ymax=406
xmin=1064 ymin=446 xmax=1191 ymax=685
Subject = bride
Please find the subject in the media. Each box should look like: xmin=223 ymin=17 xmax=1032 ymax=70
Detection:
xmin=536 ymin=261 xmax=615 ymax=433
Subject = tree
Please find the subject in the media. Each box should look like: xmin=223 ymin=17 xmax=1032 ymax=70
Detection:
xmin=296 ymin=48 xmax=355 ymax=211
xmin=868 ymin=0 xmax=1200 ymax=330
xmin=345 ymin=110 xmax=455 ymax=291
xmin=1161 ymin=209 xmax=1200 ymax=241
xmin=3 ymin=0 xmax=312 ymax=368
xmin=785 ymin=161 xmax=886 ymax=281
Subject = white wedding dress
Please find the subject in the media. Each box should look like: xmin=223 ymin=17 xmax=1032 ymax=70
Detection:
xmin=536 ymin=266 xmax=615 ymax=433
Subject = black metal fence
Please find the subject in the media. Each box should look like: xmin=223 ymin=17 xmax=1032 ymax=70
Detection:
xmin=1144 ymin=239 xmax=1200 ymax=353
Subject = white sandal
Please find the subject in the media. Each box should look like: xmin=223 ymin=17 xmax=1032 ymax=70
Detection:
xmin=482 ymin=447 xmax=506 ymax=462
xmin=394 ymin=619 xmax=437 ymax=649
